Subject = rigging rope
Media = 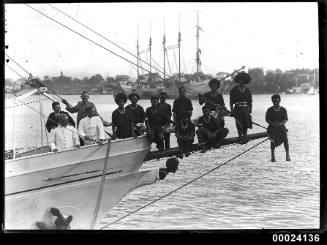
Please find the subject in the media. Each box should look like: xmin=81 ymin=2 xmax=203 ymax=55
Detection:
xmin=90 ymin=139 xmax=112 ymax=229
xmin=47 ymin=4 xmax=172 ymax=80
xmin=99 ymin=137 xmax=270 ymax=229
xmin=25 ymin=5 xmax=266 ymax=131
xmin=27 ymin=4 xmax=175 ymax=84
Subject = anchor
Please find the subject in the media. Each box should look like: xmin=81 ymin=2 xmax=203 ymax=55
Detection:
xmin=36 ymin=207 xmax=73 ymax=230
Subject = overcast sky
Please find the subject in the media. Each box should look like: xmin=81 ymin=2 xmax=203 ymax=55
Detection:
xmin=5 ymin=2 xmax=319 ymax=80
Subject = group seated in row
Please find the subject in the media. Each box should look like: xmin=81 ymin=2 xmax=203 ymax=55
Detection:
xmin=46 ymin=71 xmax=290 ymax=162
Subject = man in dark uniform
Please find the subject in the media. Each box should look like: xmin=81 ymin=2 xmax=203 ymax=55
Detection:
xmin=145 ymin=95 xmax=170 ymax=151
xmin=230 ymin=72 xmax=253 ymax=144
xmin=111 ymin=93 xmax=135 ymax=139
xmin=125 ymin=93 xmax=146 ymax=136
xmin=196 ymin=106 xmax=229 ymax=153
xmin=159 ymin=92 xmax=172 ymax=149
xmin=172 ymin=86 xmax=193 ymax=124
xmin=45 ymin=101 xmax=75 ymax=133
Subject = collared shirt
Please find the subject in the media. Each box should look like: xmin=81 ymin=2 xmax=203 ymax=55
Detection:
xmin=49 ymin=125 xmax=80 ymax=151
xmin=78 ymin=116 xmax=106 ymax=145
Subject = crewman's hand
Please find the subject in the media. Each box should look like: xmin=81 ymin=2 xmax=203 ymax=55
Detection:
xmin=76 ymin=144 xmax=80 ymax=148
xmin=62 ymin=99 xmax=68 ymax=105
xmin=103 ymin=121 xmax=111 ymax=127
xmin=53 ymin=148 xmax=59 ymax=153
xmin=198 ymin=93 xmax=203 ymax=98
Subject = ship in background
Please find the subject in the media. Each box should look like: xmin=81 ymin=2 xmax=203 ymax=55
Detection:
xmin=114 ymin=12 xmax=214 ymax=99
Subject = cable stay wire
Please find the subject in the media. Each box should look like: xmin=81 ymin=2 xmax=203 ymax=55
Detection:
xmin=25 ymin=4 xmax=267 ymax=130
xmin=99 ymin=137 xmax=270 ymax=230
xmin=25 ymin=4 xmax=170 ymax=85
xmin=5 ymin=53 xmax=32 ymax=77
xmin=47 ymin=4 xmax=173 ymax=80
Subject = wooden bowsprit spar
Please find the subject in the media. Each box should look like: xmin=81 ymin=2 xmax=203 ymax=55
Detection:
xmin=144 ymin=132 xmax=268 ymax=161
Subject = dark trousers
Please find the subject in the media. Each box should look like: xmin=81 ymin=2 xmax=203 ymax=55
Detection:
xmin=196 ymin=128 xmax=229 ymax=147
xmin=149 ymin=126 xmax=164 ymax=150
xmin=79 ymin=137 xmax=85 ymax=146
xmin=177 ymin=138 xmax=194 ymax=154
xmin=164 ymin=133 xmax=170 ymax=149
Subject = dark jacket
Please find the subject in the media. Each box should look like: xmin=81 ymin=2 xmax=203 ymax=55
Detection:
xmin=45 ymin=111 xmax=76 ymax=133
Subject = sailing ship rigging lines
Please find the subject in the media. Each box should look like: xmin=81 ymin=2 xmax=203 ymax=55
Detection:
xmin=100 ymin=137 xmax=270 ymax=229
xmin=22 ymin=4 xmax=250 ymax=125
xmin=25 ymin=4 xmax=170 ymax=85
xmin=47 ymin=4 xmax=168 ymax=80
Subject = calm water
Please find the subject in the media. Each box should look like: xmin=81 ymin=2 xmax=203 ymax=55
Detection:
xmin=5 ymin=94 xmax=320 ymax=229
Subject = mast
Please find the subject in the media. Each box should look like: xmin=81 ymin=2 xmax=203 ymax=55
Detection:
xmin=163 ymin=17 xmax=166 ymax=82
xmin=12 ymin=96 xmax=16 ymax=159
xmin=136 ymin=22 xmax=140 ymax=92
xmin=149 ymin=20 xmax=152 ymax=84
xmin=196 ymin=10 xmax=200 ymax=77
xmin=178 ymin=14 xmax=181 ymax=85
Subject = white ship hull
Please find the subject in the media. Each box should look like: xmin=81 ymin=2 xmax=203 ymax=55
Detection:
xmin=6 ymin=136 xmax=151 ymax=195
xmin=5 ymin=169 xmax=153 ymax=230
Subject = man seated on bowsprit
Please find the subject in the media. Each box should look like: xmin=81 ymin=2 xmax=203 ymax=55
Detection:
xmin=175 ymin=112 xmax=195 ymax=158
xmin=196 ymin=105 xmax=229 ymax=153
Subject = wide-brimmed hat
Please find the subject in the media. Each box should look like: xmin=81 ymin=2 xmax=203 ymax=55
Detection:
xmin=128 ymin=93 xmax=140 ymax=101
xmin=208 ymin=78 xmax=221 ymax=88
xmin=115 ymin=92 xmax=127 ymax=104
xmin=234 ymin=71 xmax=251 ymax=84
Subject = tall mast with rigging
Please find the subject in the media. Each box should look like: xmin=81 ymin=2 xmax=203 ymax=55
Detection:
xmin=196 ymin=10 xmax=201 ymax=78
xmin=136 ymin=22 xmax=140 ymax=93
xmin=163 ymin=17 xmax=166 ymax=82
xmin=178 ymin=14 xmax=181 ymax=85
xmin=149 ymin=20 xmax=152 ymax=84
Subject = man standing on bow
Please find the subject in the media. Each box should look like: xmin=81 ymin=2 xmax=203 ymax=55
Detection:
xmin=45 ymin=101 xmax=75 ymax=133
xmin=49 ymin=114 xmax=80 ymax=152
xmin=159 ymin=92 xmax=172 ymax=149
xmin=198 ymin=78 xmax=227 ymax=125
xmin=62 ymin=91 xmax=110 ymax=127
xmin=125 ymin=93 xmax=146 ymax=136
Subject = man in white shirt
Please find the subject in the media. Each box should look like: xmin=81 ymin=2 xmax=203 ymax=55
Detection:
xmin=49 ymin=114 xmax=80 ymax=152
xmin=78 ymin=105 xmax=106 ymax=145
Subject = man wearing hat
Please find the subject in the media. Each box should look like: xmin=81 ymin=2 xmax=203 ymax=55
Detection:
xmin=111 ymin=93 xmax=135 ymax=139
xmin=125 ymin=93 xmax=146 ymax=136
xmin=145 ymin=95 xmax=170 ymax=151
xmin=198 ymin=78 xmax=227 ymax=126
xmin=229 ymin=71 xmax=253 ymax=144
xmin=159 ymin=92 xmax=172 ymax=149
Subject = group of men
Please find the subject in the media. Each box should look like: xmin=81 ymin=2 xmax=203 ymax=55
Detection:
xmin=46 ymin=71 xmax=290 ymax=162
